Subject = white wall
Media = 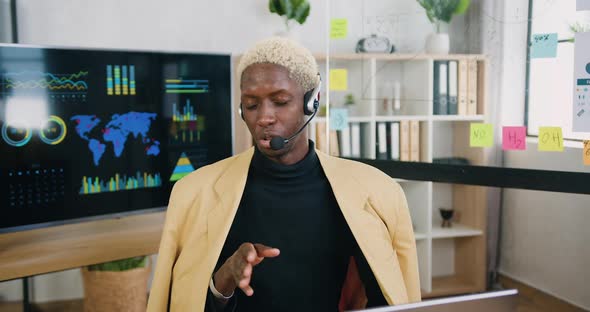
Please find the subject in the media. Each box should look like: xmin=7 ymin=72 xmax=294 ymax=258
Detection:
xmin=2 ymin=0 xmax=470 ymax=303
xmin=494 ymin=0 xmax=590 ymax=310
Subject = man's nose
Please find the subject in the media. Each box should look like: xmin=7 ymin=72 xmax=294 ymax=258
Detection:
xmin=256 ymin=101 xmax=277 ymax=126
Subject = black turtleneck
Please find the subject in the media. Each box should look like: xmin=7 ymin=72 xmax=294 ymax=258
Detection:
xmin=209 ymin=141 xmax=386 ymax=311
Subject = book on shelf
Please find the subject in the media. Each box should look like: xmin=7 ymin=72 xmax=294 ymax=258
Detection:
xmin=376 ymin=122 xmax=388 ymax=160
xmin=458 ymin=59 xmax=468 ymax=115
xmin=448 ymin=60 xmax=458 ymax=115
xmin=410 ymin=120 xmax=420 ymax=162
xmin=339 ymin=125 xmax=351 ymax=157
xmin=389 ymin=122 xmax=400 ymax=160
xmin=315 ymin=121 xmax=328 ymax=153
xmin=433 ymin=61 xmax=449 ymax=115
xmin=467 ymin=59 xmax=478 ymax=115
xmin=350 ymin=122 xmax=361 ymax=158
xmin=400 ymin=120 xmax=410 ymax=161
xmin=329 ymin=130 xmax=340 ymax=157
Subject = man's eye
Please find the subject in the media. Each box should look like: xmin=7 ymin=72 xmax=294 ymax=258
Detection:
xmin=245 ymin=104 xmax=257 ymax=110
xmin=274 ymin=101 xmax=288 ymax=106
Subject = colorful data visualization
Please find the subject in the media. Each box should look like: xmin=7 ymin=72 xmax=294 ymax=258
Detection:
xmin=165 ymin=78 xmax=208 ymax=94
xmin=80 ymin=171 xmax=162 ymax=195
xmin=70 ymin=112 xmax=160 ymax=166
xmin=106 ymin=65 xmax=136 ymax=95
xmin=1 ymin=70 xmax=88 ymax=94
xmin=172 ymin=99 xmax=198 ymax=122
xmin=170 ymin=152 xmax=196 ymax=181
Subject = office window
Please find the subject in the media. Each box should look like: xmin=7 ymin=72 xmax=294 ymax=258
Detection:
xmin=527 ymin=0 xmax=590 ymax=140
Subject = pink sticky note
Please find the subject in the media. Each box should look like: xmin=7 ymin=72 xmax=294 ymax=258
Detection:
xmin=502 ymin=126 xmax=526 ymax=150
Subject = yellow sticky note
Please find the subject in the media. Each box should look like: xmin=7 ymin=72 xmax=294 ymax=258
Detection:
xmin=329 ymin=69 xmax=347 ymax=91
xmin=538 ymin=127 xmax=564 ymax=151
xmin=330 ymin=18 xmax=348 ymax=39
xmin=470 ymin=123 xmax=494 ymax=147
xmin=584 ymin=140 xmax=590 ymax=165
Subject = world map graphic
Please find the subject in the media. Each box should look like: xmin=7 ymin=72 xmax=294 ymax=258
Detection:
xmin=71 ymin=112 xmax=160 ymax=166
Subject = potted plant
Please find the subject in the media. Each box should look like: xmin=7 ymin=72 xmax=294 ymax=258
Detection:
xmin=81 ymin=256 xmax=151 ymax=312
xmin=268 ymin=0 xmax=311 ymax=39
xmin=417 ymin=0 xmax=471 ymax=54
xmin=344 ymin=93 xmax=358 ymax=116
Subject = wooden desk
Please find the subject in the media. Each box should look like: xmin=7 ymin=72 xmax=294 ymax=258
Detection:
xmin=0 ymin=211 xmax=165 ymax=281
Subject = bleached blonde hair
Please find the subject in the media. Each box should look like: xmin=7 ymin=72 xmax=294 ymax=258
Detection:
xmin=237 ymin=37 xmax=320 ymax=92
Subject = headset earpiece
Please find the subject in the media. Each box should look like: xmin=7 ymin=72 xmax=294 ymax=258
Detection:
xmin=239 ymin=103 xmax=244 ymax=121
xmin=303 ymin=74 xmax=321 ymax=116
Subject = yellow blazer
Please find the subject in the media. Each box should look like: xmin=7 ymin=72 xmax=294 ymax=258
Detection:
xmin=147 ymin=147 xmax=421 ymax=311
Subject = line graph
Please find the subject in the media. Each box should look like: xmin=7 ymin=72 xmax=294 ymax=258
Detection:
xmin=1 ymin=70 xmax=89 ymax=94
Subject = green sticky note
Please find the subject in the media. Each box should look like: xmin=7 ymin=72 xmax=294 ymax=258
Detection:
xmin=330 ymin=18 xmax=348 ymax=39
xmin=330 ymin=108 xmax=349 ymax=131
xmin=329 ymin=69 xmax=348 ymax=91
xmin=538 ymin=127 xmax=564 ymax=151
xmin=470 ymin=123 xmax=494 ymax=147
xmin=531 ymin=33 xmax=558 ymax=58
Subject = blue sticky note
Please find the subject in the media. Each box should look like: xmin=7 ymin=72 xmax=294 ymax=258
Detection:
xmin=329 ymin=108 xmax=349 ymax=131
xmin=531 ymin=33 xmax=558 ymax=58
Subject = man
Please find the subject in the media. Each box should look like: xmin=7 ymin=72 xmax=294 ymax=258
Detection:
xmin=147 ymin=37 xmax=420 ymax=312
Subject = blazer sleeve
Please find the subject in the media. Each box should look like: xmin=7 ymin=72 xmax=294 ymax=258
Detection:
xmin=391 ymin=183 xmax=422 ymax=303
xmin=146 ymin=185 xmax=185 ymax=312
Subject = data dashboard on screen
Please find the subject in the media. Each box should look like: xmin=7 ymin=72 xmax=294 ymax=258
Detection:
xmin=0 ymin=44 xmax=232 ymax=231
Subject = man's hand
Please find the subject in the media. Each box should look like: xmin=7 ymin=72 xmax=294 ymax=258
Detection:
xmin=213 ymin=243 xmax=280 ymax=297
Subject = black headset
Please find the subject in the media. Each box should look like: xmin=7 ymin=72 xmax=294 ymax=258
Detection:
xmin=239 ymin=73 xmax=321 ymax=120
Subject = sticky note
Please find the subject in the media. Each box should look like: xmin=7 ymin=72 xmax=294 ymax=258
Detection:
xmin=531 ymin=33 xmax=558 ymax=58
xmin=502 ymin=126 xmax=527 ymax=150
xmin=538 ymin=127 xmax=564 ymax=151
xmin=330 ymin=18 xmax=348 ymax=39
xmin=329 ymin=108 xmax=349 ymax=131
xmin=584 ymin=140 xmax=590 ymax=165
xmin=470 ymin=123 xmax=494 ymax=147
xmin=329 ymin=69 xmax=348 ymax=91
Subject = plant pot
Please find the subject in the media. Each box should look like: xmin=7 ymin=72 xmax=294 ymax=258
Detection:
xmin=425 ymin=33 xmax=450 ymax=54
xmin=274 ymin=29 xmax=301 ymax=42
xmin=81 ymin=258 xmax=151 ymax=312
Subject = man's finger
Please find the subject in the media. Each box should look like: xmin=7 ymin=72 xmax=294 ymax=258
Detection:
xmin=253 ymin=243 xmax=281 ymax=258
xmin=239 ymin=243 xmax=257 ymax=262
xmin=242 ymin=262 xmax=252 ymax=279
xmin=241 ymin=285 xmax=254 ymax=297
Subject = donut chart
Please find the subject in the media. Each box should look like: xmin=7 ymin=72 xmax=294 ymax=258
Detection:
xmin=39 ymin=115 xmax=67 ymax=145
xmin=1 ymin=121 xmax=32 ymax=147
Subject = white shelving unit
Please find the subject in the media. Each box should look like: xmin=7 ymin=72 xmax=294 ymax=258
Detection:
xmin=316 ymin=53 xmax=489 ymax=298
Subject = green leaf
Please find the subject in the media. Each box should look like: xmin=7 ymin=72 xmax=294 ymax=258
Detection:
xmin=270 ymin=0 xmax=285 ymax=16
xmin=454 ymin=0 xmax=470 ymax=15
xmin=87 ymin=256 xmax=147 ymax=272
xmin=279 ymin=0 xmax=293 ymax=18
xmin=293 ymin=1 xmax=310 ymax=24
xmin=269 ymin=0 xmax=277 ymax=14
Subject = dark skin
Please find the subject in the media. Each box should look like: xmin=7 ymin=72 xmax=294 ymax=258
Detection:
xmin=212 ymin=63 xmax=312 ymax=299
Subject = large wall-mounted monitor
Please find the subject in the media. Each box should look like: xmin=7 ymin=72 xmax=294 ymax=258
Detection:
xmin=0 ymin=44 xmax=233 ymax=232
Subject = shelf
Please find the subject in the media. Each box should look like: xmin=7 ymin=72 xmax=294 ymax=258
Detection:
xmin=422 ymin=275 xmax=478 ymax=298
xmin=415 ymin=232 xmax=427 ymax=240
xmin=374 ymin=115 xmax=430 ymax=122
xmin=431 ymin=115 xmax=485 ymax=121
xmin=431 ymin=223 xmax=483 ymax=239
xmin=347 ymin=116 xmax=373 ymax=122
xmin=315 ymin=53 xmax=487 ymax=62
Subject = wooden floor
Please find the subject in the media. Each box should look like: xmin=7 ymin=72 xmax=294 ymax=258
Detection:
xmin=498 ymin=275 xmax=588 ymax=312
xmin=0 ymin=276 xmax=587 ymax=312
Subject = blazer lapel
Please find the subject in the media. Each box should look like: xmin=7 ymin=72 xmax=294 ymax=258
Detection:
xmin=317 ymin=150 xmax=406 ymax=305
xmin=207 ymin=148 xmax=254 ymax=264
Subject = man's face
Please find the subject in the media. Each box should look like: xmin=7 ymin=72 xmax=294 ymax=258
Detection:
xmin=240 ymin=63 xmax=308 ymax=162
